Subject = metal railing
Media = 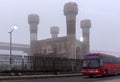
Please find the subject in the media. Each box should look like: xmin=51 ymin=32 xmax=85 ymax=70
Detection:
xmin=0 ymin=54 xmax=82 ymax=73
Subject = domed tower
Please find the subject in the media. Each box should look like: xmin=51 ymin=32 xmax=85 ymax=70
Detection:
xmin=64 ymin=2 xmax=78 ymax=36
xmin=28 ymin=14 xmax=39 ymax=55
xmin=50 ymin=26 xmax=59 ymax=38
xmin=81 ymin=19 xmax=91 ymax=55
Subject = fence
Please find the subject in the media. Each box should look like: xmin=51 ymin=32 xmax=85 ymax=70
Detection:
xmin=0 ymin=55 xmax=82 ymax=73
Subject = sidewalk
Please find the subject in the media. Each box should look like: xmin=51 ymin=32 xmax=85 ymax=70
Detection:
xmin=0 ymin=73 xmax=82 ymax=80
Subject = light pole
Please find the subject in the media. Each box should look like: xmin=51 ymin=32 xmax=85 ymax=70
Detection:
xmin=8 ymin=25 xmax=18 ymax=70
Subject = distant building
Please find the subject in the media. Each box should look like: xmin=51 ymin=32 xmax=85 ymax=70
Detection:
xmin=28 ymin=2 xmax=91 ymax=59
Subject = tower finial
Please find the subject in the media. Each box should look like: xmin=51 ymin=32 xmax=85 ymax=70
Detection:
xmin=81 ymin=19 xmax=91 ymax=55
xmin=64 ymin=2 xmax=78 ymax=36
xmin=28 ymin=14 xmax=39 ymax=56
xmin=50 ymin=26 xmax=59 ymax=38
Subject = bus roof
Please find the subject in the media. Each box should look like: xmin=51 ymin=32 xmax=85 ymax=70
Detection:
xmin=85 ymin=53 xmax=117 ymax=58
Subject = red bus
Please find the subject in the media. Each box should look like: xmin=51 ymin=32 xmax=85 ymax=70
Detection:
xmin=82 ymin=53 xmax=120 ymax=77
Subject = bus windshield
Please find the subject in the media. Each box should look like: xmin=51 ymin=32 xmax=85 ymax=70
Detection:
xmin=83 ymin=59 xmax=100 ymax=68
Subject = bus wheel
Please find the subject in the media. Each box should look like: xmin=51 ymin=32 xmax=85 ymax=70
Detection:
xmin=104 ymin=70 xmax=108 ymax=77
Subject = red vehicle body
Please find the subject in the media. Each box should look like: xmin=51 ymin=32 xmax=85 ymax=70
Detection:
xmin=82 ymin=53 xmax=120 ymax=77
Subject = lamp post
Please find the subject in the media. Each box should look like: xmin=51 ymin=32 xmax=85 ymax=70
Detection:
xmin=8 ymin=25 xmax=18 ymax=70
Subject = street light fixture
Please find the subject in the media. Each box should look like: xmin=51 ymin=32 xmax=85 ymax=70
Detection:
xmin=8 ymin=25 xmax=18 ymax=70
xmin=77 ymin=36 xmax=84 ymax=59
xmin=80 ymin=36 xmax=84 ymax=42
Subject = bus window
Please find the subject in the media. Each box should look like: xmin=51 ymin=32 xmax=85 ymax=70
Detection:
xmin=83 ymin=59 xmax=100 ymax=68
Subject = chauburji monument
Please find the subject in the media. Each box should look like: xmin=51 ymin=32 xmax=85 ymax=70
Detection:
xmin=28 ymin=2 xmax=91 ymax=59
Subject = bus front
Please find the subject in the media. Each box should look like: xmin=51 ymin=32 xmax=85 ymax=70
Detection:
xmin=82 ymin=54 xmax=103 ymax=77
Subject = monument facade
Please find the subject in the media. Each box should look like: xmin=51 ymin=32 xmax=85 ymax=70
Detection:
xmin=28 ymin=2 xmax=91 ymax=59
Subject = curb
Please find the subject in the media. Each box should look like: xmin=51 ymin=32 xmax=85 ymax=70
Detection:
xmin=0 ymin=73 xmax=82 ymax=80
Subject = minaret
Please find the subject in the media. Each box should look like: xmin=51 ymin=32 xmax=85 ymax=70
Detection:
xmin=28 ymin=14 xmax=39 ymax=55
xmin=81 ymin=19 xmax=91 ymax=55
xmin=64 ymin=2 xmax=78 ymax=36
xmin=50 ymin=26 xmax=59 ymax=38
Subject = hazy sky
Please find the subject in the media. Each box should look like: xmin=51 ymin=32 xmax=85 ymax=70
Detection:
xmin=0 ymin=0 xmax=120 ymax=53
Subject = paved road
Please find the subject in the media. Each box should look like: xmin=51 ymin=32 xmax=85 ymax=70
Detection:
xmin=1 ymin=75 xmax=120 ymax=82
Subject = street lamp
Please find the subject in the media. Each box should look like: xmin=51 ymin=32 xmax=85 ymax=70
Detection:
xmin=8 ymin=25 xmax=18 ymax=70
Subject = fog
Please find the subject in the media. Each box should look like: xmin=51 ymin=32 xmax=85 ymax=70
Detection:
xmin=0 ymin=0 xmax=120 ymax=53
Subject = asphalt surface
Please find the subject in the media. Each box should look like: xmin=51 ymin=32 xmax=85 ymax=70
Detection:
xmin=1 ymin=75 xmax=120 ymax=82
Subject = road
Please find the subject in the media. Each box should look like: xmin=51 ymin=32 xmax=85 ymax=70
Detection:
xmin=1 ymin=75 xmax=120 ymax=82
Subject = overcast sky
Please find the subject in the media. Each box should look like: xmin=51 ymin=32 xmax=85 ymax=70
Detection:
xmin=0 ymin=0 xmax=120 ymax=53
